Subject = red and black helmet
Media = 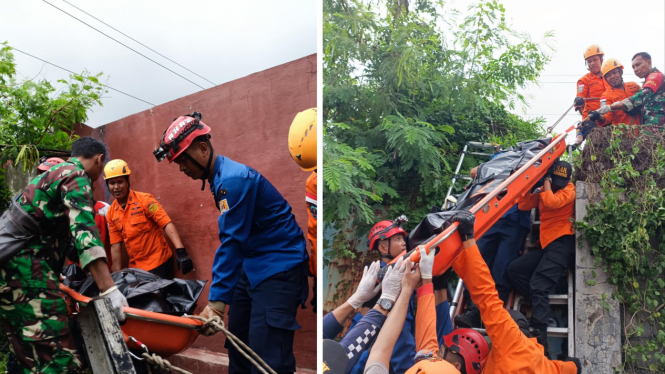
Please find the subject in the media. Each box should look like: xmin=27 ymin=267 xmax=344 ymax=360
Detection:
xmin=154 ymin=112 xmax=211 ymax=163
xmin=38 ymin=157 xmax=65 ymax=172
xmin=154 ymin=112 xmax=214 ymax=190
xmin=442 ymin=329 xmax=489 ymax=374
xmin=368 ymin=215 xmax=408 ymax=251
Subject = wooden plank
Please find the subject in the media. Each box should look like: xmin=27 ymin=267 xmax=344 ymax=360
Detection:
xmin=77 ymin=298 xmax=137 ymax=374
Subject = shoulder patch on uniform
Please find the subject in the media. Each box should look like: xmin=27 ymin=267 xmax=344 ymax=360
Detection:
xmin=600 ymin=98 xmax=606 ymax=106
xmin=219 ymin=188 xmax=227 ymax=196
xmin=219 ymin=199 xmax=230 ymax=215
xmin=578 ymin=84 xmax=584 ymax=93
xmin=148 ymin=203 xmax=158 ymax=214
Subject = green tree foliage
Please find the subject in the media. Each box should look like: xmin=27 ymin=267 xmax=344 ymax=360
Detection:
xmin=0 ymin=43 xmax=106 ymax=213
xmin=323 ymin=0 xmax=551 ymax=258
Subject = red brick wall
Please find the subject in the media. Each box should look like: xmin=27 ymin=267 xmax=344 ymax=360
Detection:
xmin=75 ymin=54 xmax=317 ymax=369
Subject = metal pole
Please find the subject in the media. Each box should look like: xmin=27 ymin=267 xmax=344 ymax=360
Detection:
xmin=443 ymin=143 xmax=469 ymax=209
xmin=449 ymin=279 xmax=465 ymax=319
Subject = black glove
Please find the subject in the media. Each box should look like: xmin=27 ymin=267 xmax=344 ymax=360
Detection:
xmin=588 ymin=110 xmax=601 ymax=121
xmin=175 ymin=248 xmax=193 ymax=275
xmin=574 ymin=97 xmax=585 ymax=107
xmin=563 ymin=357 xmax=582 ymax=374
xmin=432 ymin=267 xmax=452 ymax=291
xmin=451 ymin=211 xmax=475 ymax=241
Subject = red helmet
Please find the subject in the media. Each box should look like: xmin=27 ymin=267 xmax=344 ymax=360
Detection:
xmin=442 ymin=329 xmax=489 ymax=374
xmin=368 ymin=215 xmax=408 ymax=251
xmin=38 ymin=157 xmax=65 ymax=172
xmin=154 ymin=112 xmax=211 ymax=163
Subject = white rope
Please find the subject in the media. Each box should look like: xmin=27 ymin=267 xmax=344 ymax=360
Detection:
xmin=190 ymin=315 xmax=278 ymax=374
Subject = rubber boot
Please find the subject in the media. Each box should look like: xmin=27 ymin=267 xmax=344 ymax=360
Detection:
xmin=454 ymin=300 xmax=481 ymax=328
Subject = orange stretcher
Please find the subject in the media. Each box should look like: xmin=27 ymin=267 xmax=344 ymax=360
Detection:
xmin=390 ymin=125 xmax=576 ymax=275
xmin=60 ymin=283 xmax=204 ymax=356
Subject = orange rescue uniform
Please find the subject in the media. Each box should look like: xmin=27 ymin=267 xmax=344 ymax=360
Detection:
xmin=577 ymin=72 xmax=609 ymax=119
xmin=599 ymin=82 xmax=641 ymax=126
xmin=412 ymin=244 xmax=578 ymax=374
xmin=517 ymin=182 xmax=575 ymax=249
xmin=306 ymin=171 xmax=317 ymax=276
xmin=107 ymin=190 xmax=173 ymax=271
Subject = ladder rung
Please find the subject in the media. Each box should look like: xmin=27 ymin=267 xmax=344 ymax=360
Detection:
xmin=464 ymin=151 xmax=495 ymax=157
xmin=548 ymin=294 xmax=570 ymax=305
xmin=547 ymin=327 xmax=569 ymax=337
xmin=467 ymin=142 xmax=499 ymax=149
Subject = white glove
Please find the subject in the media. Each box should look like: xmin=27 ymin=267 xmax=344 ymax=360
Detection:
xmin=101 ymin=286 xmax=128 ymax=323
xmin=418 ymin=246 xmax=435 ymax=280
xmin=596 ymin=105 xmax=612 ymax=115
xmin=380 ymin=257 xmax=407 ymax=302
xmin=347 ymin=261 xmax=382 ymax=309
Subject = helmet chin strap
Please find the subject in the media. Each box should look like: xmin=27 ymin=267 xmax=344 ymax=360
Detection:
xmin=183 ymin=151 xmax=214 ymax=191
xmin=380 ymin=241 xmax=394 ymax=260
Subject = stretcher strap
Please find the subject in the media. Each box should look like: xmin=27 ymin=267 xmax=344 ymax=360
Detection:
xmin=190 ymin=315 xmax=278 ymax=374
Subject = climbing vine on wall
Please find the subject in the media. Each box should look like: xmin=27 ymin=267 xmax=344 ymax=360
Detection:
xmin=577 ymin=125 xmax=665 ymax=373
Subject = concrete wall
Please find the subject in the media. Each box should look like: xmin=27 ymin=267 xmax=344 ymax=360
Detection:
xmin=75 ymin=54 xmax=317 ymax=369
xmin=4 ymin=162 xmax=37 ymax=199
xmin=574 ymin=182 xmax=622 ymax=372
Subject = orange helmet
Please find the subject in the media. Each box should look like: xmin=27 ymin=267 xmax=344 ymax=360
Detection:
xmin=38 ymin=157 xmax=65 ymax=172
xmin=288 ymin=108 xmax=317 ymax=171
xmin=406 ymin=357 xmax=461 ymax=374
xmin=442 ymin=329 xmax=489 ymax=374
xmin=601 ymin=58 xmax=623 ymax=77
xmin=583 ymin=44 xmax=604 ymax=60
xmin=104 ymin=159 xmax=131 ymax=180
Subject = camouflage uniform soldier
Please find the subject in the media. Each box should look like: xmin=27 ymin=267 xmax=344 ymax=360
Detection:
xmin=597 ymin=52 xmax=665 ymax=133
xmin=623 ymin=67 xmax=665 ymax=129
xmin=0 ymin=137 xmax=127 ymax=374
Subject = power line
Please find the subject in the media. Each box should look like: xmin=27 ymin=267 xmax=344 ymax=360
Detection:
xmin=11 ymin=47 xmax=157 ymax=107
xmin=42 ymin=0 xmax=206 ymax=90
xmin=61 ymin=0 xmax=216 ymax=86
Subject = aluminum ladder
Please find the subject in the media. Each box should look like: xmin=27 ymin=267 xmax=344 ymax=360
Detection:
xmin=445 ymin=141 xmax=498 ymax=319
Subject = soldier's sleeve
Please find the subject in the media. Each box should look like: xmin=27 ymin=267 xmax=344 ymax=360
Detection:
xmin=143 ymin=194 xmax=172 ymax=229
xmin=60 ymin=170 xmax=107 ymax=269
xmin=625 ymin=88 xmax=653 ymax=112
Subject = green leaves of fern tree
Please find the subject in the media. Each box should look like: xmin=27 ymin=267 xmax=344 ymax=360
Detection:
xmin=323 ymin=0 xmax=551 ymax=254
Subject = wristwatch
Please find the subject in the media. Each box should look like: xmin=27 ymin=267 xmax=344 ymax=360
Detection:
xmin=544 ymin=177 xmax=553 ymax=183
xmin=377 ymin=298 xmax=394 ymax=311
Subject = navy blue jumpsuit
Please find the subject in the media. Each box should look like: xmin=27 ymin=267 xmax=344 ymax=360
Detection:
xmin=208 ymin=155 xmax=309 ymax=374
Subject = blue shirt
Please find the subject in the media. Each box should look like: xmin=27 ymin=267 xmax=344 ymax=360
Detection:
xmin=488 ymin=152 xmax=531 ymax=229
xmin=208 ymin=155 xmax=308 ymax=304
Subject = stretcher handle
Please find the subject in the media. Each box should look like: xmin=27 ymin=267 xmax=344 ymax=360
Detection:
xmin=59 ymin=283 xmax=204 ymax=328
xmin=398 ymin=124 xmax=577 ymax=267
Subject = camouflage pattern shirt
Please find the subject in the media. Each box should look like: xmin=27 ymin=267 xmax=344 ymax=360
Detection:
xmin=625 ymin=68 xmax=665 ymax=127
xmin=12 ymin=157 xmax=106 ymax=288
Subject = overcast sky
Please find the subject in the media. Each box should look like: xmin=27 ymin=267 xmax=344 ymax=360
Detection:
xmin=0 ymin=0 xmax=316 ymax=128
xmin=468 ymin=0 xmax=665 ymax=143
